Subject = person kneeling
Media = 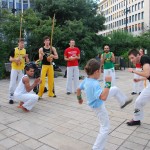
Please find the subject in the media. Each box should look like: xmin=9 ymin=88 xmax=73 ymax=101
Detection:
xmin=14 ymin=63 xmax=41 ymax=112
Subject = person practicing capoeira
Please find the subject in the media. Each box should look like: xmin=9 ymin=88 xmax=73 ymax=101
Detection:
xmin=101 ymin=44 xmax=116 ymax=86
xmin=127 ymin=49 xmax=150 ymax=126
xmin=77 ymin=59 xmax=132 ymax=150
xmin=131 ymin=48 xmax=145 ymax=95
xmin=38 ymin=36 xmax=58 ymax=98
xmin=9 ymin=38 xmax=29 ymax=104
xmin=14 ymin=63 xmax=41 ymax=112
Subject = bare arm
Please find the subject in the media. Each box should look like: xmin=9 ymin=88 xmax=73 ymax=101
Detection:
xmin=100 ymin=54 xmax=105 ymax=66
xmin=129 ymin=64 xmax=150 ymax=78
xmin=23 ymin=77 xmax=41 ymax=92
xmin=99 ymin=76 xmax=112 ymax=101
xmin=51 ymin=47 xmax=58 ymax=59
xmin=39 ymin=48 xmax=44 ymax=61
xmin=9 ymin=56 xmax=21 ymax=63
xmin=77 ymin=88 xmax=83 ymax=104
xmin=111 ymin=52 xmax=115 ymax=63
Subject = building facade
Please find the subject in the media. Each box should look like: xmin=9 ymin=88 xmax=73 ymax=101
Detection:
xmin=1 ymin=0 xmax=31 ymax=13
xmin=98 ymin=0 xmax=150 ymax=36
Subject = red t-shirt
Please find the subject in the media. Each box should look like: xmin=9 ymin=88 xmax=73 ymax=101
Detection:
xmin=64 ymin=47 xmax=80 ymax=67
xmin=136 ymin=63 xmax=141 ymax=68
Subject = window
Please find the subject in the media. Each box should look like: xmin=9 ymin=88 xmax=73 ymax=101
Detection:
xmin=129 ymin=16 xmax=131 ymax=23
xmin=135 ymin=4 xmax=137 ymax=11
xmin=138 ymin=13 xmax=140 ymax=20
xmin=132 ymin=15 xmax=134 ymax=22
xmin=135 ymin=24 xmax=137 ymax=31
xmin=135 ymin=14 xmax=137 ymax=21
xmin=132 ymin=5 xmax=134 ymax=12
xmin=141 ymin=1 xmax=144 ymax=8
xmin=138 ymin=2 xmax=140 ymax=10
xmin=138 ymin=23 xmax=141 ymax=30
xmin=132 ymin=25 xmax=134 ymax=32
xmin=141 ymin=12 xmax=144 ymax=19
xmin=129 ymin=26 xmax=131 ymax=32
xmin=141 ymin=22 xmax=144 ymax=30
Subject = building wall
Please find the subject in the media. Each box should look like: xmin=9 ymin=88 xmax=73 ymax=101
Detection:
xmin=98 ymin=0 xmax=150 ymax=36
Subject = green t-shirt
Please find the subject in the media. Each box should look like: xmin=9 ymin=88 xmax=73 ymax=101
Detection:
xmin=102 ymin=52 xmax=114 ymax=69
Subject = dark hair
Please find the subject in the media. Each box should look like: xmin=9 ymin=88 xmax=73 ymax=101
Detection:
xmin=140 ymin=48 xmax=145 ymax=54
xmin=18 ymin=38 xmax=24 ymax=43
xmin=84 ymin=59 xmax=100 ymax=75
xmin=43 ymin=36 xmax=50 ymax=42
xmin=103 ymin=44 xmax=110 ymax=49
xmin=128 ymin=49 xmax=140 ymax=56
xmin=24 ymin=62 xmax=37 ymax=71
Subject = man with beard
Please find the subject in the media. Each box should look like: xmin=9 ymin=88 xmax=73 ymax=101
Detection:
xmin=127 ymin=49 xmax=150 ymax=126
xmin=101 ymin=44 xmax=115 ymax=86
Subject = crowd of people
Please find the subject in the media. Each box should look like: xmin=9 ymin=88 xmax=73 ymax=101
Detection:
xmin=8 ymin=37 xmax=150 ymax=150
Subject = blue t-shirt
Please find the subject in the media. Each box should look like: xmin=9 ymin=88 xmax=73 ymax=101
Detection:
xmin=79 ymin=78 xmax=103 ymax=108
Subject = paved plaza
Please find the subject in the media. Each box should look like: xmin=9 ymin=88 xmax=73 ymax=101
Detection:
xmin=0 ymin=69 xmax=150 ymax=150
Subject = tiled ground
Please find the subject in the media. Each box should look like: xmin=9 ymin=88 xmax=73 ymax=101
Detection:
xmin=0 ymin=69 xmax=150 ymax=150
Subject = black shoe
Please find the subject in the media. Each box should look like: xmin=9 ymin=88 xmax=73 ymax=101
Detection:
xmin=127 ymin=120 xmax=141 ymax=126
xmin=53 ymin=95 xmax=56 ymax=97
xmin=66 ymin=92 xmax=71 ymax=95
xmin=121 ymin=99 xmax=133 ymax=109
xmin=131 ymin=92 xmax=137 ymax=95
xmin=139 ymin=92 xmax=141 ymax=95
xmin=9 ymin=100 xmax=14 ymax=104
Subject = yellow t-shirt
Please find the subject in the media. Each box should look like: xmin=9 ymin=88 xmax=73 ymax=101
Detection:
xmin=11 ymin=47 xmax=26 ymax=70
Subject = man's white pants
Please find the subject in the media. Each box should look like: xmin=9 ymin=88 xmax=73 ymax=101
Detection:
xmin=66 ymin=66 xmax=79 ymax=93
xmin=103 ymin=68 xmax=115 ymax=86
xmin=133 ymin=82 xmax=150 ymax=121
xmin=14 ymin=93 xmax=38 ymax=110
xmin=132 ymin=68 xmax=144 ymax=93
xmin=9 ymin=69 xmax=24 ymax=100
xmin=92 ymin=86 xmax=128 ymax=150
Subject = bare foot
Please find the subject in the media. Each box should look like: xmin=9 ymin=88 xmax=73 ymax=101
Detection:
xmin=21 ymin=106 xmax=29 ymax=112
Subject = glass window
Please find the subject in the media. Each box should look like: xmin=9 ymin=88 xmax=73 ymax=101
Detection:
xmin=135 ymin=4 xmax=137 ymax=11
xmin=138 ymin=13 xmax=140 ymax=20
xmin=138 ymin=23 xmax=141 ymax=30
xmin=141 ymin=12 xmax=144 ymax=19
xmin=132 ymin=15 xmax=134 ymax=22
xmin=138 ymin=2 xmax=140 ymax=9
xmin=135 ymin=14 xmax=137 ymax=21
xmin=129 ymin=16 xmax=131 ymax=23
xmin=141 ymin=1 xmax=144 ymax=8
xmin=132 ymin=25 xmax=134 ymax=32
xmin=135 ymin=24 xmax=137 ymax=31
xmin=141 ymin=22 xmax=144 ymax=30
xmin=132 ymin=5 xmax=134 ymax=12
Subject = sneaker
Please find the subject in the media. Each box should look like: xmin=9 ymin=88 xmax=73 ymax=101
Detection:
xmin=139 ymin=92 xmax=141 ymax=95
xmin=127 ymin=120 xmax=141 ymax=126
xmin=9 ymin=100 xmax=14 ymax=104
xmin=131 ymin=92 xmax=137 ymax=95
xmin=121 ymin=99 xmax=133 ymax=109
xmin=53 ymin=95 xmax=56 ymax=98
xmin=66 ymin=92 xmax=71 ymax=95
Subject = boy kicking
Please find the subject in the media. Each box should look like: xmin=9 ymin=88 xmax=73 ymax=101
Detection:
xmin=77 ymin=59 xmax=132 ymax=150
xmin=14 ymin=63 xmax=41 ymax=112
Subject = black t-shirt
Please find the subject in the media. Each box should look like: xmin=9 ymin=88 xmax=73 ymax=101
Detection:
xmin=140 ymin=55 xmax=150 ymax=81
xmin=42 ymin=47 xmax=54 ymax=65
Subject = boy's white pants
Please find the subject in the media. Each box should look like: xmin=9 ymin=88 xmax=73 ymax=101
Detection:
xmin=14 ymin=93 xmax=38 ymax=110
xmin=133 ymin=82 xmax=150 ymax=121
xmin=92 ymin=86 xmax=128 ymax=150
xmin=66 ymin=66 xmax=79 ymax=93
xmin=103 ymin=68 xmax=115 ymax=86
xmin=132 ymin=68 xmax=144 ymax=93
xmin=9 ymin=69 xmax=24 ymax=100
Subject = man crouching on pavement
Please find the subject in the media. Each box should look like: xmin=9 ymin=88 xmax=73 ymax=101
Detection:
xmin=14 ymin=63 xmax=41 ymax=112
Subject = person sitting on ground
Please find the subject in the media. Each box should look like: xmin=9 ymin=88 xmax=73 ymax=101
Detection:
xmin=14 ymin=63 xmax=41 ymax=112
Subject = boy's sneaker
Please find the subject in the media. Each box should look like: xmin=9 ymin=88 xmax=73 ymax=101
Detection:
xmin=9 ymin=100 xmax=14 ymax=104
xmin=66 ymin=92 xmax=71 ymax=95
xmin=121 ymin=99 xmax=133 ymax=109
xmin=127 ymin=120 xmax=141 ymax=126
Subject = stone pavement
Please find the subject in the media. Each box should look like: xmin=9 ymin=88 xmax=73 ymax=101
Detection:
xmin=0 ymin=69 xmax=150 ymax=150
